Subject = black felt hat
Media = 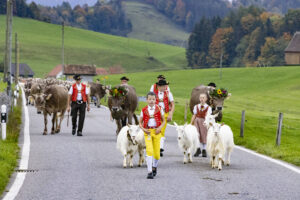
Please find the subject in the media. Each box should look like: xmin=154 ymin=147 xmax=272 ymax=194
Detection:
xmin=120 ymin=76 xmax=129 ymax=81
xmin=156 ymin=79 xmax=169 ymax=86
xmin=208 ymin=82 xmax=216 ymax=88
xmin=157 ymin=74 xmax=166 ymax=79
xmin=73 ymin=74 xmax=81 ymax=81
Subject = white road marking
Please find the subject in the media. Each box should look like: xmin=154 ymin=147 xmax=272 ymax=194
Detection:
xmin=3 ymin=87 xmax=31 ymax=200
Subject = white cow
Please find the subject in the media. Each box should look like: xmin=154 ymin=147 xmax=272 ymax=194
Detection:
xmin=205 ymin=114 xmax=235 ymax=170
xmin=174 ymin=122 xmax=200 ymax=164
xmin=116 ymin=125 xmax=145 ymax=168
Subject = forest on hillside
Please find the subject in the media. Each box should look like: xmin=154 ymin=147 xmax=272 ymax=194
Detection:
xmin=186 ymin=6 xmax=300 ymax=68
xmin=142 ymin=0 xmax=300 ymax=31
xmin=0 ymin=0 xmax=132 ymax=36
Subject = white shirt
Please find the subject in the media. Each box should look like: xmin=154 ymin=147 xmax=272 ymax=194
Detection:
xmin=150 ymin=84 xmax=171 ymax=92
xmin=68 ymin=83 xmax=89 ymax=101
xmin=157 ymin=91 xmax=174 ymax=111
xmin=193 ymin=103 xmax=212 ymax=116
xmin=140 ymin=105 xmax=164 ymax=127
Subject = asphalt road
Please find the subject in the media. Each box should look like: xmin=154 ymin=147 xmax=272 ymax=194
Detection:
xmin=5 ymin=105 xmax=300 ymax=200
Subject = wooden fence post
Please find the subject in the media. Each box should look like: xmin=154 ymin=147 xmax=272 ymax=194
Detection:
xmin=240 ymin=110 xmax=245 ymax=138
xmin=276 ymin=113 xmax=283 ymax=146
xmin=184 ymin=100 xmax=188 ymax=123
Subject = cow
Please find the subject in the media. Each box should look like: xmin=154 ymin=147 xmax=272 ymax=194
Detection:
xmin=189 ymin=85 xmax=230 ymax=122
xmin=33 ymin=85 xmax=68 ymax=135
xmin=89 ymin=82 xmax=108 ymax=108
xmin=108 ymin=85 xmax=138 ymax=134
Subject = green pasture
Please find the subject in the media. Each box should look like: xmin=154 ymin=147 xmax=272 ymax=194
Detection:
xmin=97 ymin=66 xmax=300 ymax=166
xmin=124 ymin=1 xmax=189 ymax=46
xmin=0 ymin=16 xmax=187 ymax=77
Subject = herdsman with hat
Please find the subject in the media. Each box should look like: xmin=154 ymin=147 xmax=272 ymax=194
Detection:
xmin=150 ymin=75 xmax=171 ymax=93
xmin=67 ymin=75 xmax=90 ymax=136
xmin=120 ymin=76 xmax=129 ymax=86
xmin=153 ymin=79 xmax=175 ymax=157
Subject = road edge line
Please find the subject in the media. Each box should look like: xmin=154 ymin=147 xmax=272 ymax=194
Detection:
xmin=3 ymin=87 xmax=31 ymax=200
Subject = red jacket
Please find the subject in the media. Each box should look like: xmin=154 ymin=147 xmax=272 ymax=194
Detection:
xmin=72 ymin=83 xmax=87 ymax=102
xmin=154 ymin=90 xmax=170 ymax=113
xmin=142 ymin=105 xmax=162 ymax=128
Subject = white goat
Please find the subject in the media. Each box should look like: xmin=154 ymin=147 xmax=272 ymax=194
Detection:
xmin=116 ymin=125 xmax=145 ymax=168
xmin=205 ymin=113 xmax=234 ymax=170
xmin=174 ymin=122 xmax=200 ymax=164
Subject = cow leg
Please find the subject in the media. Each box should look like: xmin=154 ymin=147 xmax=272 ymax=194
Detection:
xmin=51 ymin=112 xmax=57 ymax=134
xmin=43 ymin=112 xmax=48 ymax=135
xmin=96 ymin=94 xmax=101 ymax=108
xmin=127 ymin=113 xmax=133 ymax=125
xmin=56 ymin=110 xmax=65 ymax=133
xmin=116 ymin=120 xmax=122 ymax=135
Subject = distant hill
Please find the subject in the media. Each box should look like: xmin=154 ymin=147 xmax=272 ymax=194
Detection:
xmin=0 ymin=16 xmax=187 ymax=77
xmin=123 ymin=1 xmax=189 ymax=46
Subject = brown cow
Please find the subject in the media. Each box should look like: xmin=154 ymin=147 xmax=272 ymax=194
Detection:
xmin=108 ymin=85 xmax=138 ymax=134
xmin=33 ymin=85 xmax=68 ymax=135
xmin=89 ymin=82 xmax=108 ymax=108
xmin=189 ymin=85 xmax=230 ymax=122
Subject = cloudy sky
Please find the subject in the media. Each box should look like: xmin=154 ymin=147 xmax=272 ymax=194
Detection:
xmin=27 ymin=0 xmax=99 ymax=7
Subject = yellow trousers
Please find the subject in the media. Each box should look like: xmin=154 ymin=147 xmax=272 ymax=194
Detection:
xmin=161 ymin=113 xmax=169 ymax=137
xmin=144 ymin=129 xmax=161 ymax=160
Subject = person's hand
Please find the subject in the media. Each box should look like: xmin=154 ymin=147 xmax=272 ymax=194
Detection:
xmin=87 ymin=105 xmax=90 ymax=112
xmin=167 ymin=114 xmax=173 ymax=122
xmin=155 ymin=128 xmax=161 ymax=134
xmin=144 ymin=129 xmax=150 ymax=134
xmin=67 ymin=106 xmax=70 ymax=113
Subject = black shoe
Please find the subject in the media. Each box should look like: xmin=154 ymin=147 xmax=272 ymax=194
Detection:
xmin=77 ymin=131 xmax=83 ymax=136
xmin=194 ymin=148 xmax=201 ymax=157
xmin=72 ymin=129 xmax=76 ymax=135
xmin=202 ymin=149 xmax=207 ymax=157
xmin=160 ymin=148 xmax=164 ymax=157
xmin=152 ymin=167 xmax=157 ymax=177
xmin=147 ymin=172 xmax=154 ymax=179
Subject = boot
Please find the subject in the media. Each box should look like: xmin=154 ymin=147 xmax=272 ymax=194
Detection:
xmin=152 ymin=167 xmax=157 ymax=177
xmin=194 ymin=148 xmax=201 ymax=157
xmin=202 ymin=149 xmax=207 ymax=157
xmin=72 ymin=128 xmax=76 ymax=135
xmin=147 ymin=172 xmax=154 ymax=179
xmin=77 ymin=131 xmax=83 ymax=137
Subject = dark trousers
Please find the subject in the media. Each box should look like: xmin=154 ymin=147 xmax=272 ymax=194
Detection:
xmin=71 ymin=101 xmax=86 ymax=132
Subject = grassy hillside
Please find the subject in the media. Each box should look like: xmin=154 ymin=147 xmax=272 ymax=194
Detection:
xmin=0 ymin=16 xmax=187 ymax=77
xmin=123 ymin=1 xmax=189 ymax=47
xmin=97 ymin=66 xmax=300 ymax=166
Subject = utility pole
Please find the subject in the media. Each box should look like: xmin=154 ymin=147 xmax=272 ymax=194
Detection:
xmin=4 ymin=0 xmax=13 ymax=97
xmin=219 ymin=40 xmax=223 ymax=80
xmin=15 ymin=33 xmax=19 ymax=84
xmin=62 ymin=21 xmax=65 ymax=79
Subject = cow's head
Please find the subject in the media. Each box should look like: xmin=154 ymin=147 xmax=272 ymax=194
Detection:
xmin=33 ymin=93 xmax=52 ymax=109
xmin=209 ymin=93 xmax=231 ymax=111
xmin=174 ymin=122 xmax=187 ymax=141
xmin=110 ymin=96 xmax=126 ymax=113
xmin=126 ymin=125 xmax=141 ymax=145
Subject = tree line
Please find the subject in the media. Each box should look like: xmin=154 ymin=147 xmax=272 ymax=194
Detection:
xmin=0 ymin=0 xmax=132 ymax=36
xmin=186 ymin=6 xmax=300 ymax=68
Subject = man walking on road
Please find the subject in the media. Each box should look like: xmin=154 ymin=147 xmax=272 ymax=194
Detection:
xmin=67 ymin=75 xmax=90 ymax=136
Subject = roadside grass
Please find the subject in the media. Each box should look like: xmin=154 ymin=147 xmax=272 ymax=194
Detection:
xmin=0 ymin=91 xmax=22 ymax=196
xmin=96 ymin=66 xmax=300 ymax=166
xmin=0 ymin=15 xmax=187 ymax=77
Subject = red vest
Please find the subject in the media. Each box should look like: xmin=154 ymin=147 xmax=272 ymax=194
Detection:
xmin=142 ymin=105 xmax=162 ymax=128
xmin=72 ymin=83 xmax=87 ymax=102
xmin=196 ymin=105 xmax=209 ymax=118
xmin=154 ymin=90 xmax=170 ymax=113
